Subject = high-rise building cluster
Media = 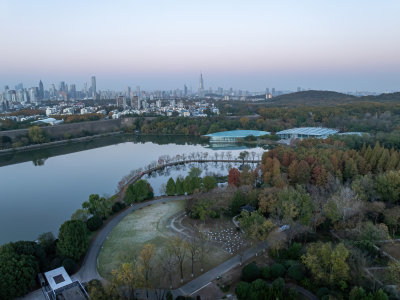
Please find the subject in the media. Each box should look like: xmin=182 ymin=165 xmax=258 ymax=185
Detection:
xmin=0 ymin=73 xmax=297 ymax=113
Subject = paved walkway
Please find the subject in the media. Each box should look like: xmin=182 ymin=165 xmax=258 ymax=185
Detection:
xmin=176 ymin=242 xmax=267 ymax=296
xmin=75 ymin=195 xmax=191 ymax=283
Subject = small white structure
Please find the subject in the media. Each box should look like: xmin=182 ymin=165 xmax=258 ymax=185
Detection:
xmin=32 ymin=118 xmax=64 ymax=126
xmin=44 ymin=267 xmax=73 ymax=291
xmin=46 ymin=107 xmax=58 ymax=116
xmin=41 ymin=266 xmax=89 ymax=300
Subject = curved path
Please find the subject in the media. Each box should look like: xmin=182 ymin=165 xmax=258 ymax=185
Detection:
xmin=119 ymin=158 xmax=261 ymax=201
xmin=23 ymin=194 xmax=317 ymax=300
xmin=74 ymin=195 xmax=192 ymax=283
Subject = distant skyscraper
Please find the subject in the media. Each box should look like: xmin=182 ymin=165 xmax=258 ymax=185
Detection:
xmin=70 ymin=84 xmax=76 ymax=99
xmin=91 ymin=76 xmax=96 ymax=99
xmin=297 ymin=87 xmax=301 ymax=92
xmin=127 ymin=86 xmax=131 ymax=98
xmin=136 ymin=86 xmax=141 ymax=109
xmin=199 ymin=73 xmax=204 ymax=96
xmin=59 ymin=81 xmax=66 ymax=92
xmin=184 ymin=84 xmax=188 ymax=96
xmin=29 ymin=87 xmax=38 ymax=104
xmin=38 ymin=80 xmax=44 ymax=100
xmin=50 ymin=84 xmax=56 ymax=98
xmin=83 ymin=82 xmax=88 ymax=97
xmin=272 ymin=88 xmax=276 ymax=96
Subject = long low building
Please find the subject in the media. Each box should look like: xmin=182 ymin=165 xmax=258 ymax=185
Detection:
xmin=276 ymin=127 xmax=339 ymax=140
xmin=204 ymin=130 xmax=270 ymax=142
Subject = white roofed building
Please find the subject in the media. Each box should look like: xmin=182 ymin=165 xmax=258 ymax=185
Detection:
xmin=40 ymin=267 xmax=89 ymax=300
xmin=276 ymin=127 xmax=339 ymax=140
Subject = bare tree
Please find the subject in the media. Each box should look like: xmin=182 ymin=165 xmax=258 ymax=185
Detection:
xmin=159 ymin=246 xmax=176 ymax=289
xmin=198 ymin=230 xmax=209 ymax=272
xmin=186 ymin=227 xmax=201 ymax=277
xmin=256 ymin=152 xmax=262 ymax=161
xmin=214 ymin=152 xmax=219 ymax=161
xmin=139 ymin=244 xmax=156 ymax=299
xmin=251 ymin=151 xmax=256 ymax=162
xmin=168 ymin=237 xmax=188 ymax=283
xmin=267 ymin=229 xmax=287 ymax=259
xmin=226 ymin=151 xmax=232 ymax=161
xmin=220 ymin=151 xmax=225 ymax=160
xmin=203 ymin=152 xmax=209 ymax=161
xmin=328 ymin=186 xmax=365 ymax=225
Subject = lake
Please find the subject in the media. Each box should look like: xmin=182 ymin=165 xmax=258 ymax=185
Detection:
xmin=0 ymin=135 xmax=265 ymax=245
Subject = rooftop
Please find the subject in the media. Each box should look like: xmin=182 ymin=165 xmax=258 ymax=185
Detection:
xmin=276 ymin=127 xmax=339 ymax=136
xmin=44 ymin=267 xmax=73 ymax=291
xmin=204 ymin=130 xmax=270 ymax=138
xmin=338 ymin=132 xmax=366 ymax=136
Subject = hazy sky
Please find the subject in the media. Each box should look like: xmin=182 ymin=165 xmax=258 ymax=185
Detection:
xmin=1 ymin=0 xmax=399 ymax=92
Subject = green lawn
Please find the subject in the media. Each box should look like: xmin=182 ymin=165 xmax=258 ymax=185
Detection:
xmin=98 ymin=200 xmax=230 ymax=284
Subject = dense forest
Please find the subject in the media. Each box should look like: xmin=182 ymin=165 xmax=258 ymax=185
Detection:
xmin=182 ymin=139 xmax=400 ymax=299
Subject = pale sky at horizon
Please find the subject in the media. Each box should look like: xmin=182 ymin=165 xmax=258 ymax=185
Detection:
xmin=0 ymin=0 xmax=399 ymax=92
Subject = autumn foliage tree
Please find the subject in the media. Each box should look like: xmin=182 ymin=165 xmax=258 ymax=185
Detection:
xmin=228 ymin=168 xmax=241 ymax=187
xmin=302 ymin=242 xmax=350 ymax=288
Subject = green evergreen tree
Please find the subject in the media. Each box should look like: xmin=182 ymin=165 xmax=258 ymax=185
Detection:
xmin=57 ymin=220 xmax=88 ymax=260
xmin=183 ymin=176 xmax=193 ymax=194
xmin=166 ymin=177 xmax=176 ymax=196
xmin=124 ymin=179 xmax=154 ymax=204
xmin=176 ymin=176 xmax=184 ymax=195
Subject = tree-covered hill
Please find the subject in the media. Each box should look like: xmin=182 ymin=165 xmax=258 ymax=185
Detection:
xmin=269 ymin=90 xmax=357 ymax=106
xmin=268 ymin=90 xmax=400 ymax=107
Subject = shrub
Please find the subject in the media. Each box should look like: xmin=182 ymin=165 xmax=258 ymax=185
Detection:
xmin=203 ymin=176 xmax=217 ymax=191
xmin=287 ymin=242 xmax=302 ymax=260
xmin=86 ymin=215 xmax=103 ymax=231
xmin=112 ymin=202 xmax=126 ymax=213
xmin=288 ymin=287 xmax=300 ymax=300
xmin=209 ymin=210 xmax=220 ymax=218
xmin=261 ymin=266 xmax=271 ymax=279
xmin=287 ymin=264 xmax=304 ymax=281
xmin=62 ymin=258 xmax=76 ymax=274
xmin=270 ymin=277 xmax=285 ymax=299
xmin=235 ymin=281 xmax=251 ymax=300
xmin=241 ymin=263 xmax=261 ymax=282
xmin=282 ymin=259 xmax=299 ymax=269
xmin=270 ymin=263 xmax=286 ymax=279
xmin=166 ymin=291 xmax=173 ymax=300
xmin=50 ymin=257 xmax=62 ymax=269
xmin=316 ymin=287 xmax=330 ymax=298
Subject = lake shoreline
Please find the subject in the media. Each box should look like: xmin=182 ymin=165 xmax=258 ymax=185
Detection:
xmin=0 ymin=131 xmax=124 ymax=155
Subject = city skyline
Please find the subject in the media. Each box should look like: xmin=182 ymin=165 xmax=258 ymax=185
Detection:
xmin=1 ymin=0 xmax=399 ymax=92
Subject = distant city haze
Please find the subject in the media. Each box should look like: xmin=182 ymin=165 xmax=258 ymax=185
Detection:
xmin=1 ymin=0 xmax=399 ymax=92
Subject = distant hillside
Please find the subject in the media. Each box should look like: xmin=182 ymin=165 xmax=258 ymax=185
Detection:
xmin=268 ymin=90 xmax=400 ymax=107
xmin=358 ymin=92 xmax=400 ymax=103
xmin=268 ymin=90 xmax=356 ymax=106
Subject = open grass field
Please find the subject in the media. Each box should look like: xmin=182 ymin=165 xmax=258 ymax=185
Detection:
xmin=97 ymin=200 xmax=230 ymax=287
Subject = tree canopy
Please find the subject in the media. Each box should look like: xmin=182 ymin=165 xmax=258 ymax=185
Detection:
xmin=57 ymin=220 xmax=88 ymax=260
xmin=124 ymin=179 xmax=154 ymax=204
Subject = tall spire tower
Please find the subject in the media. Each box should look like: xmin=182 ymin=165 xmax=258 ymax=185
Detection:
xmin=199 ymin=73 xmax=204 ymax=97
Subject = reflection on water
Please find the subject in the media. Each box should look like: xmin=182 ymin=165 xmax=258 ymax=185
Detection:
xmin=0 ymin=134 xmax=263 ymax=167
xmin=0 ymin=135 xmax=266 ymax=245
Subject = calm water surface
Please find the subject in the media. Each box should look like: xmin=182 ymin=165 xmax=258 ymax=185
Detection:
xmin=0 ymin=135 xmax=265 ymax=244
